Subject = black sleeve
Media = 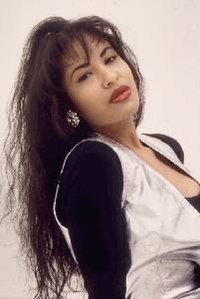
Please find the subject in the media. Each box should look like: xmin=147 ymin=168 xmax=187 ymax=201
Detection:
xmin=56 ymin=141 xmax=130 ymax=299
xmin=143 ymin=133 xmax=185 ymax=163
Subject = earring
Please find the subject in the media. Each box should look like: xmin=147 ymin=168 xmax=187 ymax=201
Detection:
xmin=66 ymin=109 xmax=80 ymax=128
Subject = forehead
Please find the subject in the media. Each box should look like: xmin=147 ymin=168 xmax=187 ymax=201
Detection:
xmin=63 ymin=35 xmax=112 ymax=66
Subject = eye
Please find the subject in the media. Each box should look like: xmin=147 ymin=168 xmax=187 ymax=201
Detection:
xmin=78 ymin=72 xmax=92 ymax=83
xmin=105 ymin=55 xmax=118 ymax=64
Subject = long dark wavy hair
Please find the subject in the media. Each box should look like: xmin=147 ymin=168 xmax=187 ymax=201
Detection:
xmin=3 ymin=15 xmax=145 ymax=298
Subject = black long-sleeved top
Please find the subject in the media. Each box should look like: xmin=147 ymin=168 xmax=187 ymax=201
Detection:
xmin=56 ymin=133 xmax=200 ymax=299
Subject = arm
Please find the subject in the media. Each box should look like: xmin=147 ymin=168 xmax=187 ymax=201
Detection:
xmin=57 ymin=141 xmax=130 ymax=299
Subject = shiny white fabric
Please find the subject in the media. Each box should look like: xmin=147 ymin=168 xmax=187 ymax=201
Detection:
xmin=53 ymin=132 xmax=200 ymax=298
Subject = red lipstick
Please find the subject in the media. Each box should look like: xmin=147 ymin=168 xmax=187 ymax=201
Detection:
xmin=110 ymin=85 xmax=131 ymax=103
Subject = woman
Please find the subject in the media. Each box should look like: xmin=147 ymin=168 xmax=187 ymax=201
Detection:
xmin=4 ymin=15 xmax=200 ymax=299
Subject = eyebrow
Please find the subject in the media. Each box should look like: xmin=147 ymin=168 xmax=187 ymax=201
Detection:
xmin=70 ymin=46 xmax=113 ymax=79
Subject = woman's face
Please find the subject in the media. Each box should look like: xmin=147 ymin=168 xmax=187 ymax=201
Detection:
xmin=63 ymin=35 xmax=139 ymax=129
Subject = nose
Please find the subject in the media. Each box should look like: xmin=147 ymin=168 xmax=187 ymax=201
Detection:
xmin=102 ymin=68 xmax=118 ymax=88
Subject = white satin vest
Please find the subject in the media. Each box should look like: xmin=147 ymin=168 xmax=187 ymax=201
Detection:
xmin=53 ymin=132 xmax=200 ymax=299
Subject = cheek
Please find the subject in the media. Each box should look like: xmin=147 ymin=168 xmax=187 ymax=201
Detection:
xmin=120 ymin=60 xmax=134 ymax=79
xmin=70 ymin=80 xmax=99 ymax=107
xmin=68 ymin=88 xmax=104 ymax=124
xmin=67 ymin=88 xmax=93 ymax=118
xmin=65 ymin=85 xmax=83 ymax=107
xmin=125 ymin=65 xmax=134 ymax=79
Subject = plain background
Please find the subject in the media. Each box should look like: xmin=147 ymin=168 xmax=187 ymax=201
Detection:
xmin=0 ymin=0 xmax=200 ymax=298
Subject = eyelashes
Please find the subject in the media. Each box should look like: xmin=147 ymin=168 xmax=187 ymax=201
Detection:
xmin=77 ymin=55 xmax=118 ymax=83
xmin=78 ymin=73 xmax=92 ymax=82
xmin=105 ymin=55 xmax=118 ymax=64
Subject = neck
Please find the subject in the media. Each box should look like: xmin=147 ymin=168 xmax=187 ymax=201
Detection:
xmin=93 ymin=118 xmax=144 ymax=151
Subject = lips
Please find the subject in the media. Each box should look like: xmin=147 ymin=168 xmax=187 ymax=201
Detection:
xmin=110 ymin=85 xmax=130 ymax=102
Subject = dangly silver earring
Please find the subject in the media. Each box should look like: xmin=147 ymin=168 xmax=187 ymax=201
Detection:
xmin=66 ymin=109 xmax=80 ymax=128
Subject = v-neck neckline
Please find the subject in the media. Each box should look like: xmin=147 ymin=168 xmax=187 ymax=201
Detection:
xmin=94 ymin=132 xmax=200 ymax=204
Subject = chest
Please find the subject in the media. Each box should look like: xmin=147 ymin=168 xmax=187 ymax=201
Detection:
xmin=140 ymin=149 xmax=200 ymax=198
